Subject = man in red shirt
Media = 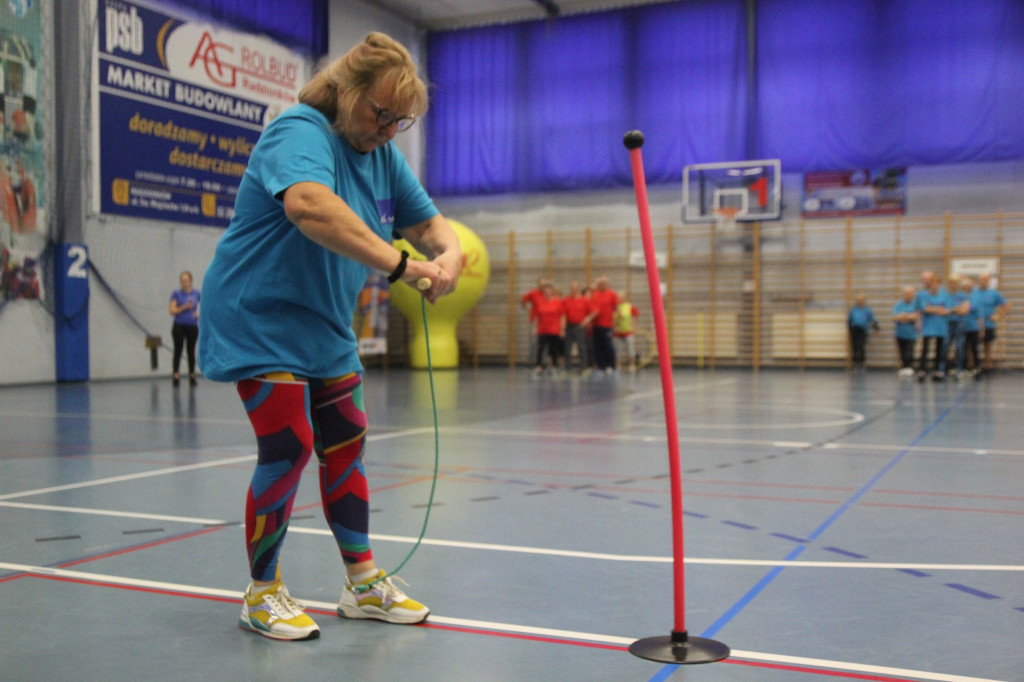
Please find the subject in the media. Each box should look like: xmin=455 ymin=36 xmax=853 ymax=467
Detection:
xmin=583 ymin=276 xmax=619 ymax=374
xmin=561 ymin=280 xmax=591 ymax=371
xmin=533 ymin=283 xmax=565 ymax=376
xmin=521 ymin=276 xmax=549 ymax=366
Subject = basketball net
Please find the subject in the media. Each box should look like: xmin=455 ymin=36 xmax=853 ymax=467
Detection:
xmin=713 ymin=206 xmax=741 ymax=232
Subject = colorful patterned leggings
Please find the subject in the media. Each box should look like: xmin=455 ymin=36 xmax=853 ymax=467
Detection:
xmin=238 ymin=372 xmax=372 ymax=581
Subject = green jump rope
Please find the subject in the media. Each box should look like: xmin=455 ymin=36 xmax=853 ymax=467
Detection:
xmin=353 ymin=293 xmax=440 ymax=593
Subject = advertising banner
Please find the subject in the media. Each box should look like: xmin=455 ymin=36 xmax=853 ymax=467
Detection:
xmin=93 ymin=0 xmax=305 ymax=227
xmin=0 ymin=0 xmax=44 ymax=304
xmin=355 ymin=273 xmax=391 ymax=356
xmin=801 ymin=168 xmax=907 ymax=218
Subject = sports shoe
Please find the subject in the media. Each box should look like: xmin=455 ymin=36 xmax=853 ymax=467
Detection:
xmin=240 ymin=582 xmax=320 ymax=641
xmin=338 ymin=570 xmax=429 ymax=624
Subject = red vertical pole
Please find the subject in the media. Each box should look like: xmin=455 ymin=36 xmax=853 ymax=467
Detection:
xmin=625 ymin=133 xmax=686 ymax=631
xmin=623 ymin=131 xmax=729 ymax=665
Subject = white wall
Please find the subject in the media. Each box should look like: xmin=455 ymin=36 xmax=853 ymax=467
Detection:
xmin=327 ymin=0 xmax=427 ymax=176
xmin=435 ymin=160 xmax=1024 ymax=241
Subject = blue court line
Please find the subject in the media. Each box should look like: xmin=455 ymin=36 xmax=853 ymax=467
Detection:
xmin=651 ymin=388 xmax=973 ymax=680
xmin=945 ymin=583 xmax=1000 ymax=600
xmin=823 ymin=546 xmax=867 ymax=559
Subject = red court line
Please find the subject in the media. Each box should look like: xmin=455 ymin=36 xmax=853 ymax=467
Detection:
xmin=0 ymin=526 xmax=231 ymax=583
xmin=859 ymin=501 xmax=1024 ymax=516
xmin=419 ymin=622 xmax=628 ymax=651
xmin=5 ymin=573 xmax=952 ymax=681
xmin=20 ymin=574 xmax=240 ymax=605
xmin=59 ymin=526 xmax=230 ymax=568
xmin=873 ymin=488 xmax=1024 ymax=503
xmin=724 ymin=658 xmax=929 ymax=681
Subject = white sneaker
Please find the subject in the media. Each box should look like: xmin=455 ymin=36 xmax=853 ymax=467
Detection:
xmin=338 ymin=570 xmax=429 ymax=624
xmin=240 ymin=582 xmax=320 ymax=641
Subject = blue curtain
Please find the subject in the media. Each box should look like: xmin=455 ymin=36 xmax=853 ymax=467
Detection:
xmin=425 ymin=0 xmax=1024 ymax=195
xmin=426 ymin=1 xmax=745 ymax=195
xmin=165 ymin=0 xmax=328 ymax=57
xmin=633 ymin=2 xmax=747 ymax=181
xmin=758 ymin=0 xmax=1024 ymax=170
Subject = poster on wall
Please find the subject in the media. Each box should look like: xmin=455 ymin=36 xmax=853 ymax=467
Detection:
xmin=951 ymin=257 xmax=999 ymax=288
xmin=354 ymin=273 xmax=391 ymax=356
xmin=93 ymin=0 xmax=305 ymax=227
xmin=0 ymin=0 xmax=45 ymax=304
xmin=801 ymin=168 xmax=907 ymax=218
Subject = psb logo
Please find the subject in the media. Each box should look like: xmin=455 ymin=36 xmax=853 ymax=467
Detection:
xmin=105 ymin=5 xmax=143 ymax=55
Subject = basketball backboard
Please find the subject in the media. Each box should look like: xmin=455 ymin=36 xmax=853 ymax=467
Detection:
xmin=682 ymin=159 xmax=782 ymax=223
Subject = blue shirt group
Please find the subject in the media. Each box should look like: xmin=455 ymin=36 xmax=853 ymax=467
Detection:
xmin=199 ymin=104 xmax=439 ymax=382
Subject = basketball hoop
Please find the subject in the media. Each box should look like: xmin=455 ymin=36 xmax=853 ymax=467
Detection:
xmin=713 ymin=206 xmax=741 ymax=232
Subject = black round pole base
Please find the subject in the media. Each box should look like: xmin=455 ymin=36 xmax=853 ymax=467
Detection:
xmin=629 ymin=630 xmax=730 ymax=665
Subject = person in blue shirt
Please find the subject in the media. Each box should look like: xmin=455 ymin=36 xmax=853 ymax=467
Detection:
xmin=892 ymin=286 xmax=919 ymax=376
xmin=972 ymin=272 xmax=1010 ymax=375
xmin=168 ymin=270 xmax=200 ymax=387
xmin=958 ymin=278 xmax=982 ymax=378
xmin=945 ymin=275 xmax=968 ymax=379
xmin=847 ymin=294 xmax=879 ymax=371
xmin=916 ymin=273 xmax=951 ymax=382
xmin=199 ymin=33 xmax=461 ymax=642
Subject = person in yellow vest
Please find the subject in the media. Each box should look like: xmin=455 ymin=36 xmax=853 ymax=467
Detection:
xmin=613 ymin=299 xmax=640 ymax=372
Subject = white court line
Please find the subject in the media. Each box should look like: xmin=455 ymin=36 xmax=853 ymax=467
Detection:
xmin=0 ymin=428 xmax=438 ymax=502
xmin=831 ymin=440 xmax=1024 ymax=456
xmin=439 ymin=426 xmax=813 ymax=449
xmin=0 ymin=561 xmax=1003 ymax=682
xmin=444 ymin=426 xmax=1024 ymax=457
xmin=634 ymin=405 xmax=865 ymax=430
xmin=4 ymin=500 xmax=1021 ymax=574
xmin=623 ymin=377 xmax=738 ymax=400
xmin=0 ymin=409 xmax=251 ymax=426
xmin=0 ymin=455 xmax=257 ymax=502
xmin=0 ymin=501 xmax=226 ymax=525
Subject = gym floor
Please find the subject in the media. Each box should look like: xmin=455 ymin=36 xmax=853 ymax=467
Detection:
xmin=0 ymin=367 xmax=1020 ymax=681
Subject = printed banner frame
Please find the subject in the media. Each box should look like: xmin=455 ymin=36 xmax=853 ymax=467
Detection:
xmin=91 ymin=0 xmax=306 ymax=227
xmin=801 ymin=168 xmax=907 ymax=219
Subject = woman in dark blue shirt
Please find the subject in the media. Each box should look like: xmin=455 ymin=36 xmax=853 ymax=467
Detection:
xmin=168 ymin=270 xmax=200 ymax=386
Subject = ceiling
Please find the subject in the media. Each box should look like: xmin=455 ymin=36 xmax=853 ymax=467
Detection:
xmin=364 ymin=0 xmax=672 ymax=31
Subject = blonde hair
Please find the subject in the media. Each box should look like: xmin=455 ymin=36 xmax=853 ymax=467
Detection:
xmin=299 ymin=32 xmax=427 ymax=127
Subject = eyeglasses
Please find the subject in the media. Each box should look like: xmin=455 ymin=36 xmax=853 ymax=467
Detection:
xmin=365 ymin=94 xmax=417 ymax=132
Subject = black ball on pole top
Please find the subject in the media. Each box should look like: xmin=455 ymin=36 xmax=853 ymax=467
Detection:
xmin=623 ymin=130 xmax=645 ymax=150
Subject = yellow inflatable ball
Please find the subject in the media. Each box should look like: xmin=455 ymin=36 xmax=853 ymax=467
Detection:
xmin=390 ymin=219 xmax=490 ymax=369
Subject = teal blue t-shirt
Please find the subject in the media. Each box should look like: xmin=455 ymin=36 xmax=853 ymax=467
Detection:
xmin=971 ymin=287 xmax=1006 ymax=330
xmin=918 ymin=290 xmax=951 ymax=338
xmin=199 ymin=104 xmax=438 ymax=381
xmin=892 ymin=301 xmax=918 ymax=341
xmin=847 ymin=305 xmax=875 ymax=330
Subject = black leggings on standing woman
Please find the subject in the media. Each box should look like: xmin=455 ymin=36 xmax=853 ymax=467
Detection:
xmin=172 ymin=322 xmax=199 ymax=378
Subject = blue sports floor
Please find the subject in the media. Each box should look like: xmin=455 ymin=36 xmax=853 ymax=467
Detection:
xmin=0 ymin=367 xmax=1021 ymax=681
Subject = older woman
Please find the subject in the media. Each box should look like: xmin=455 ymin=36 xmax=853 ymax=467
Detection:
xmin=200 ymin=33 xmax=461 ymax=641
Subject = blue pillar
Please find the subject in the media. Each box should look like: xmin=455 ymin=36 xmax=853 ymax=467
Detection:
xmin=54 ymin=243 xmax=90 ymax=382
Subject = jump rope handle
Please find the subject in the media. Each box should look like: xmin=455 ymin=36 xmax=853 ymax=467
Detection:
xmin=417 ymin=277 xmax=432 ymax=291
